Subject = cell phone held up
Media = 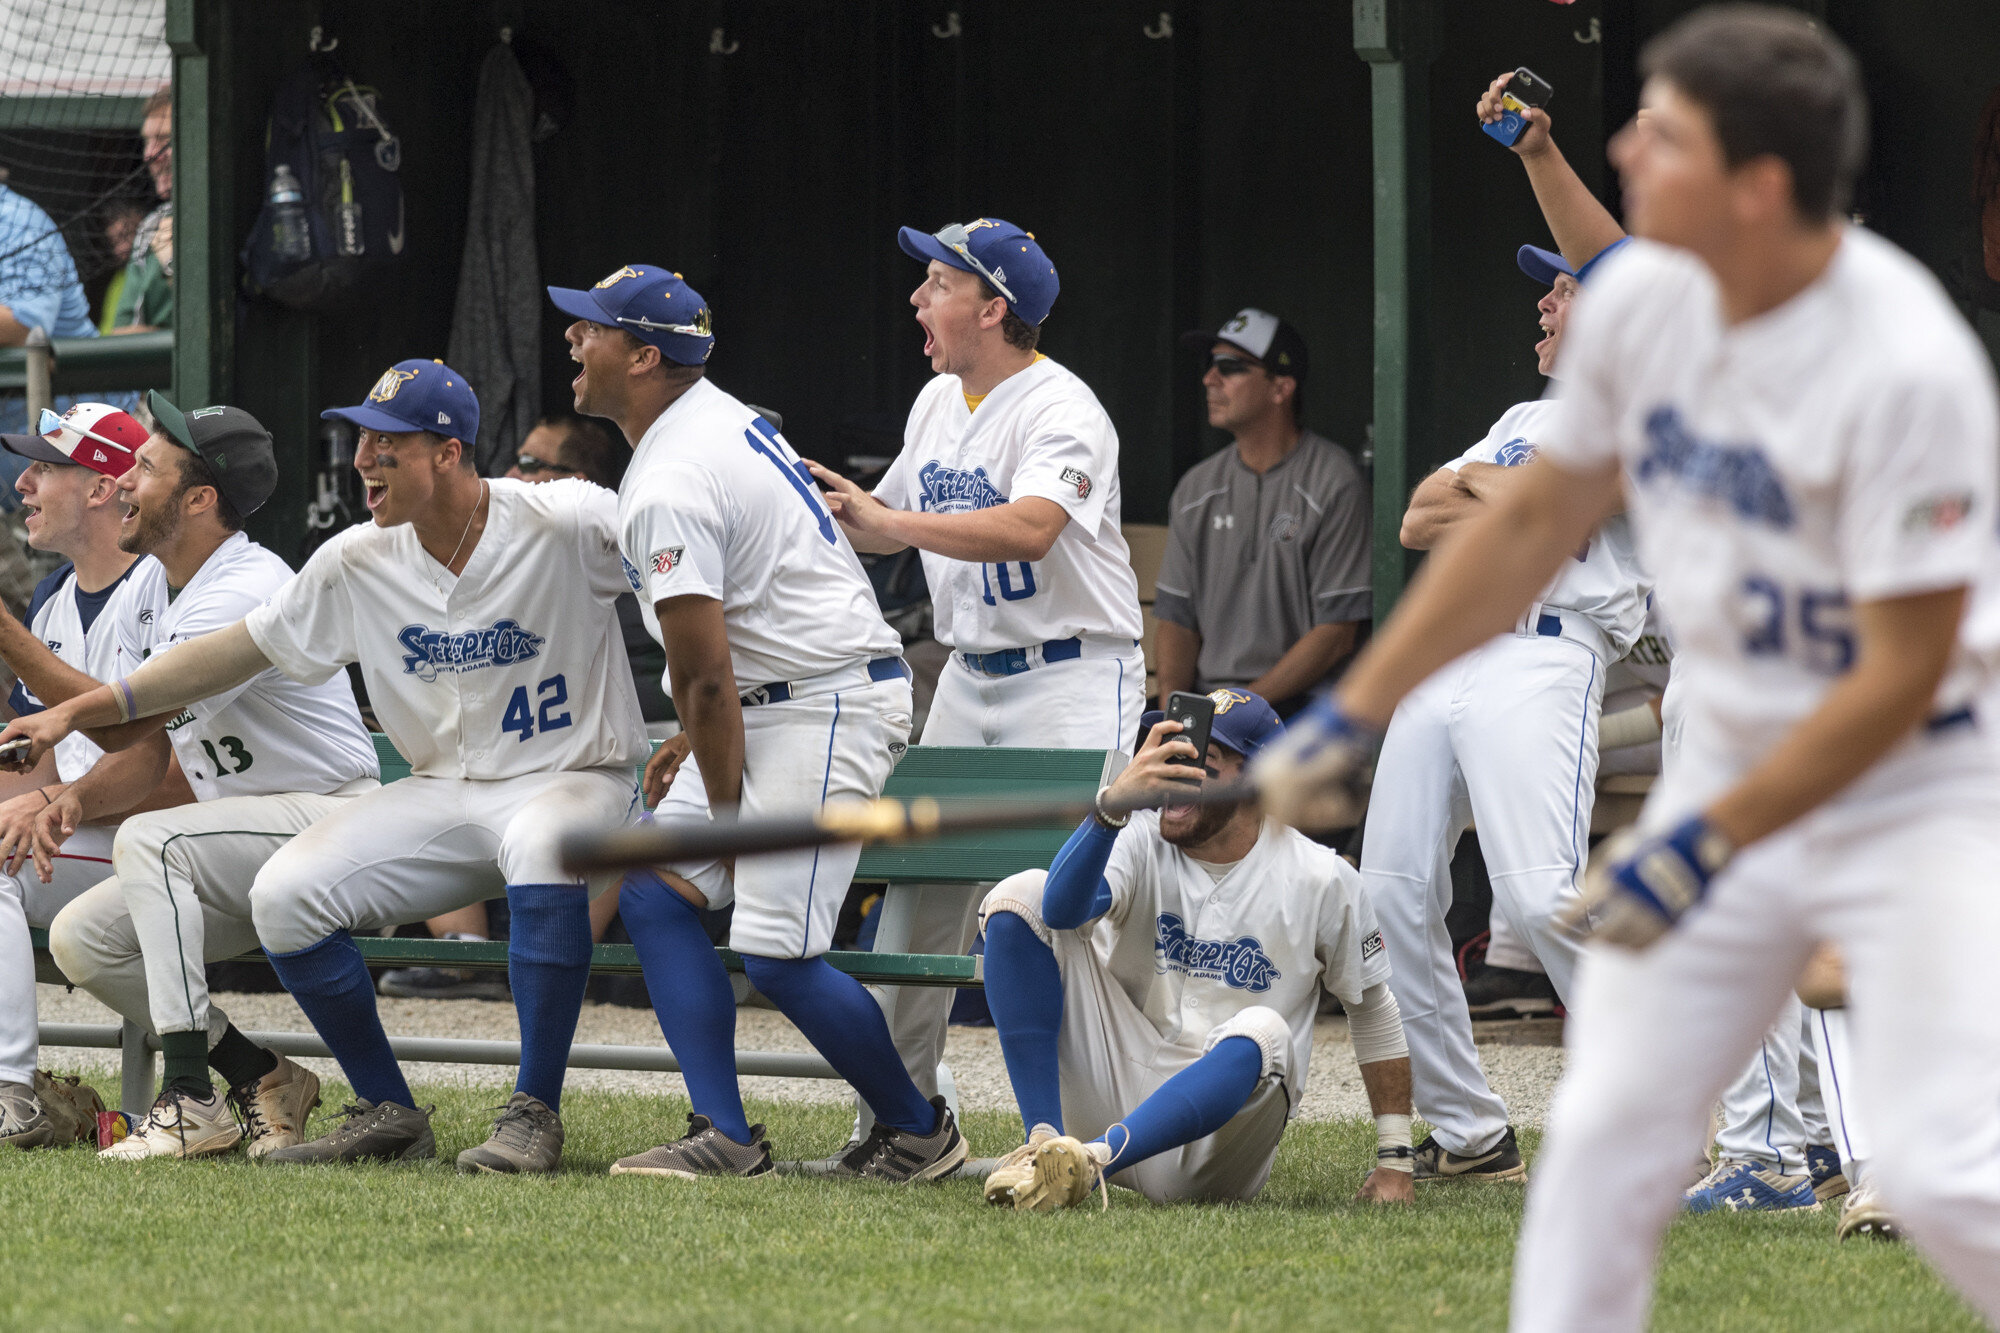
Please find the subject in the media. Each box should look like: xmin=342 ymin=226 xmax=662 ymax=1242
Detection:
xmin=0 ymin=737 xmax=31 ymax=769
xmin=1484 ymin=66 xmax=1554 ymax=148
xmin=1162 ymin=691 xmax=1217 ymax=788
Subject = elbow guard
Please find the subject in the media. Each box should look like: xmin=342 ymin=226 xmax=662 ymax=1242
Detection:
xmin=1347 ymin=981 xmax=1410 ymax=1066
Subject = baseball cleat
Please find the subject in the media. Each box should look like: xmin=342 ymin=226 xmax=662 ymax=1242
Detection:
xmin=1462 ymin=965 xmax=1560 ymax=1019
xmin=457 ymin=1091 xmax=564 ymax=1174
xmin=230 ymin=1054 xmax=321 ymax=1160
xmin=100 ymin=1086 xmax=244 ymax=1160
xmin=830 ymin=1095 xmax=967 ymax=1183
xmin=984 ymin=1124 xmax=1058 ymax=1206
xmin=0 ymin=1079 xmax=53 ymax=1149
xmin=260 ymin=1098 xmax=434 ymax=1165
xmin=1413 ymin=1125 xmax=1528 ymax=1183
xmin=1806 ymin=1144 xmax=1849 ymax=1203
xmin=1837 ymin=1182 xmax=1902 ymax=1242
xmin=1011 ymin=1134 xmax=1113 ymax=1212
xmin=1682 ymin=1159 xmax=1821 ymax=1214
xmin=609 ymin=1113 xmax=774 ymax=1179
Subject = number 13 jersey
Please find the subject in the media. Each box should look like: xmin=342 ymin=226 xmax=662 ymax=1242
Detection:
xmin=246 ymin=480 xmax=645 ymax=781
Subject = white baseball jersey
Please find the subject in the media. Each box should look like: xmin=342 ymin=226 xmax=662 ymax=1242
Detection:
xmin=1092 ymin=812 xmax=1390 ymax=1106
xmin=1543 ymin=230 xmax=2000 ymax=800
xmin=878 ymin=357 xmax=1143 ymax=653
xmin=153 ymin=533 xmax=378 ymax=800
xmin=9 ymin=556 xmax=168 ymax=783
xmin=246 ymin=480 xmax=645 ymax=781
xmin=620 ymin=377 xmax=902 ymax=693
xmin=1446 ymin=398 xmax=1650 ymax=657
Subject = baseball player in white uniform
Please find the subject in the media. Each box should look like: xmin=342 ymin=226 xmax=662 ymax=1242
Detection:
xmin=550 ymin=266 xmax=957 ymax=1182
xmin=0 ymin=403 xmax=172 ymax=1146
xmin=807 ymin=218 xmax=1144 ymax=1128
xmin=20 ymin=396 xmax=377 ymax=1161
xmin=1368 ymin=239 xmax=1647 ymax=1181
xmin=12 ymin=361 xmax=645 ymax=1174
xmin=977 ymin=689 xmax=1414 ymax=1211
xmin=1256 ymin=12 xmax=2000 ymax=1326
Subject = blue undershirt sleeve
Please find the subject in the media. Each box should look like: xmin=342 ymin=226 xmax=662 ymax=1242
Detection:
xmin=1041 ymin=818 xmax=1118 ymax=930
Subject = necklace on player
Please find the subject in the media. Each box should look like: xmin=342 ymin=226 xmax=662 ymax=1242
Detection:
xmin=434 ymin=479 xmax=487 ymax=592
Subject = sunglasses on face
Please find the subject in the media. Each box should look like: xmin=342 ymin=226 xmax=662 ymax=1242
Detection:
xmin=514 ymin=454 xmax=573 ymax=476
xmin=1208 ymin=355 xmax=1259 ymax=378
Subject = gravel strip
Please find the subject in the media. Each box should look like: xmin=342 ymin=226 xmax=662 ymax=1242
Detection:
xmin=35 ymin=984 xmax=1565 ymax=1126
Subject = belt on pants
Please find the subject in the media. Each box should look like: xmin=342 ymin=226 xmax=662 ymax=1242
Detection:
xmin=958 ymin=637 xmax=1083 ymax=677
xmin=740 ymin=655 xmax=909 ymax=707
xmin=1524 ymin=605 xmax=1612 ymax=661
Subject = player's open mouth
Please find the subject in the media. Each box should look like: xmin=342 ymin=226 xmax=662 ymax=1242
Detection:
xmin=119 ymin=502 xmax=138 ymax=527
xmin=364 ymin=480 xmax=388 ymax=511
xmin=917 ymin=315 xmax=935 ymax=358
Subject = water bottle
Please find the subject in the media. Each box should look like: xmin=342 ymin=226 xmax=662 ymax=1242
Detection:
xmin=268 ymin=163 xmax=312 ymax=263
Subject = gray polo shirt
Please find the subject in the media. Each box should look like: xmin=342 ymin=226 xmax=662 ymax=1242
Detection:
xmin=1153 ymin=431 xmax=1371 ymax=694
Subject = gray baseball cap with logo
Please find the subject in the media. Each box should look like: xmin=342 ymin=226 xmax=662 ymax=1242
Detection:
xmin=1179 ymin=307 xmax=1309 ymax=383
xmin=146 ymin=389 xmax=280 ymax=517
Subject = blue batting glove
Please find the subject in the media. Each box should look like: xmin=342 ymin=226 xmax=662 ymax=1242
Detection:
xmin=1248 ymin=693 xmax=1384 ymax=831
xmin=1567 ymin=814 xmax=1736 ymax=950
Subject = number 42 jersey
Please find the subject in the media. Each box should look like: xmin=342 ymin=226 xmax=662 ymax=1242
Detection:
xmin=247 ymin=479 xmax=646 ymax=781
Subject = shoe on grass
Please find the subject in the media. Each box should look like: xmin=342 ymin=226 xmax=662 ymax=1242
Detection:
xmin=230 ymin=1054 xmax=321 ymax=1160
xmin=1463 ymin=965 xmax=1560 ymax=1019
xmin=1413 ymin=1125 xmax=1528 ymax=1182
xmin=261 ymin=1098 xmax=434 ymax=1165
xmin=1682 ymin=1159 xmax=1821 ymax=1213
xmin=1806 ymin=1143 xmax=1849 ymax=1202
xmin=609 ymin=1113 xmax=774 ymax=1179
xmin=1011 ymin=1134 xmax=1112 ymax=1213
xmin=100 ymin=1086 xmax=243 ymax=1160
xmin=376 ymin=966 xmax=510 ymax=1002
xmin=830 ymin=1095 xmax=966 ymax=1183
xmin=1838 ymin=1182 xmax=1902 ymax=1241
xmin=984 ymin=1124 xmax=1058 ymax=1206
xmin=457 ymin=1091 xmax=563 ymax=1174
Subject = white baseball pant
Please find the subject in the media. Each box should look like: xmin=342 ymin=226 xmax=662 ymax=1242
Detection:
xmin=1362 ymin=629 xmax=1603 ymax=1156
xmin=0 ymin=825 xmax=114 ymax=1085
xmin=1712 ymin=992 xmax=1810 ymax=1174
xmin=1807 ymin=1004 xmax=1871 ymax=1171
xmin=1512 ymin=732 xmax=2000 ymax=1330
xmin=47 ymin=782 xmax=376 ymax=1044
xmin=880 ymin=649 xmax=1140 ymax=1095
xmin=980 ymin=869 xmax=1293 ymax=1203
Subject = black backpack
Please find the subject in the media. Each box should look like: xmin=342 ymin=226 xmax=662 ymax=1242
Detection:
xmin=241 ymin=54 xmax=406 ymax=311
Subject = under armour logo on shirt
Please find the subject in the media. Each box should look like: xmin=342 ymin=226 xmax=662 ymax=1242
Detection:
xmin=1213 ymin=514 xmax=1234 ymax=530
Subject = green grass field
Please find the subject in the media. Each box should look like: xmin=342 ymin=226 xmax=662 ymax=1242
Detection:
xmin=0 ymin=1078 xmax=1978 ymax=1332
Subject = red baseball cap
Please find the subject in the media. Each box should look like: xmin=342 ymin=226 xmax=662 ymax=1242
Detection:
xmin=1 ymin=403 xmax=147 ymax=478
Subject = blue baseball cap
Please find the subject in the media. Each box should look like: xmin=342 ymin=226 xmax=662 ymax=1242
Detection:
xmin=1517 ymin=235 xmax=1632 ymax=288
xmin=547 ymin=265 xmax=714 ymax=366
xmin=321 ymin=359 xmax=481 ymax=444
xmin=898 ymin=218 xmax=1059 ymax=326
xmin=1141 ymin=688 xmax=1286 ymax=761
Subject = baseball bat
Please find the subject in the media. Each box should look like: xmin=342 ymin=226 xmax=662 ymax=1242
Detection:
xmin=559 ymin=780 xmax=1257 ymax=873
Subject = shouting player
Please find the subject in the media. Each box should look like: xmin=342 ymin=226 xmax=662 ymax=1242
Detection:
xmin=979 ymin=690 xmax=1414 ymax=1211
xmin=11 ymin=361 xmax=645 ymax=1172
xmin=806 ymin=218 xmax=1144 ymax=1137
xmin=31 ymin=396 xmax=377 ymax=1159
xmin=552 ymin=265 xmax=961 ymax=1181
xmin=1257 ymin=9 xmax=2000 ymax=1326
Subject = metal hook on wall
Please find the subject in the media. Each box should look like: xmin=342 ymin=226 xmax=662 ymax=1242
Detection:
xmin=710 ymin=27 xmax=740 ymax=55
xmin=308 ymin=25 xmax=338 ymax=52
xmin=1574 ymin=17 xmax=1601 ymax=44
xmin=499 ymin=26 xmax=512 ymax=43
xmin=1143 ymin=11 xmax=1173 ymax=39
xmin=932 ymin=11 xmax=961 ymax=39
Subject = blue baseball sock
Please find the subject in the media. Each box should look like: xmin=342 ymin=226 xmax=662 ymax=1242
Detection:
xmin=1095 ymin=1036 xmax=1263 ymax=1169
xmin=506 ymin=884 xmax=593 ymax=1112
xmin=620 ymin=872 xmax=750 ymax=1143
xmin=265 ymin=932 xmax=413 ymax=1109
xmin=982 ymin=911 xmax=1064 ymax=1137
xmin=740 ymin=954 xmax=937 ymax=1136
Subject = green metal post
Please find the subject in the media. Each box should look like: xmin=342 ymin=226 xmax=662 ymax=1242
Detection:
xmin=166 ymin=0 xmax=229 ymax=408
xmin=1353 ymin=0 xmax=1432 ymax=620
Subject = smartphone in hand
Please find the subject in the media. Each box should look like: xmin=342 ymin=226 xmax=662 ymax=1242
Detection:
xmin=1484 ymin=67 xmax=1554 ymax=147
xmin=1163 ymin=691 xmax=1217 ymax=787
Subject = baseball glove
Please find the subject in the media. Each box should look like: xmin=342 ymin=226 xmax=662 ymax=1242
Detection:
xmin=33 ymin=1070 xmax=106 ymax=1146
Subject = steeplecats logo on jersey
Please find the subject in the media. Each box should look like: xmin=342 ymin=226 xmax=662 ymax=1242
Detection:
xmin=396 ymin=618 xmax=546 ymax=682
xmin=1058 ymin=466 xmax=1092 ymax=499
xmin=1153 ymin=913 xmax=1281 ymax=993
xmin=917 ymin=461 xmax=1006 ymax=513
xmin=1636 ymin=406 xmax=1794 ymax=528
xmin=1494 ymin=438 xmax=1538 ymax=467
xmin=620 ymin=556 xmax=644 ymax=593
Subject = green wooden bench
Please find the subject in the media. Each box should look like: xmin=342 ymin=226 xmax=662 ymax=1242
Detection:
xmin=36 ymin=734 xmax=1122 ymax=1113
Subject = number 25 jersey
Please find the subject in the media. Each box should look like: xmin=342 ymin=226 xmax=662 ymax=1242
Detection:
xmin=247 ymin=479 xmax=645 ymax=781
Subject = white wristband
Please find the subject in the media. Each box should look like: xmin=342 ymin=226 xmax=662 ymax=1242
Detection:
xmin=1375 ymin=1112 xmax=1413 ymax=1173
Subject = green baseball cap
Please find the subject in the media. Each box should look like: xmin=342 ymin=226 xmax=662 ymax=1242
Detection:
xmin=145 ymin=389 xmax=280 ymax=517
